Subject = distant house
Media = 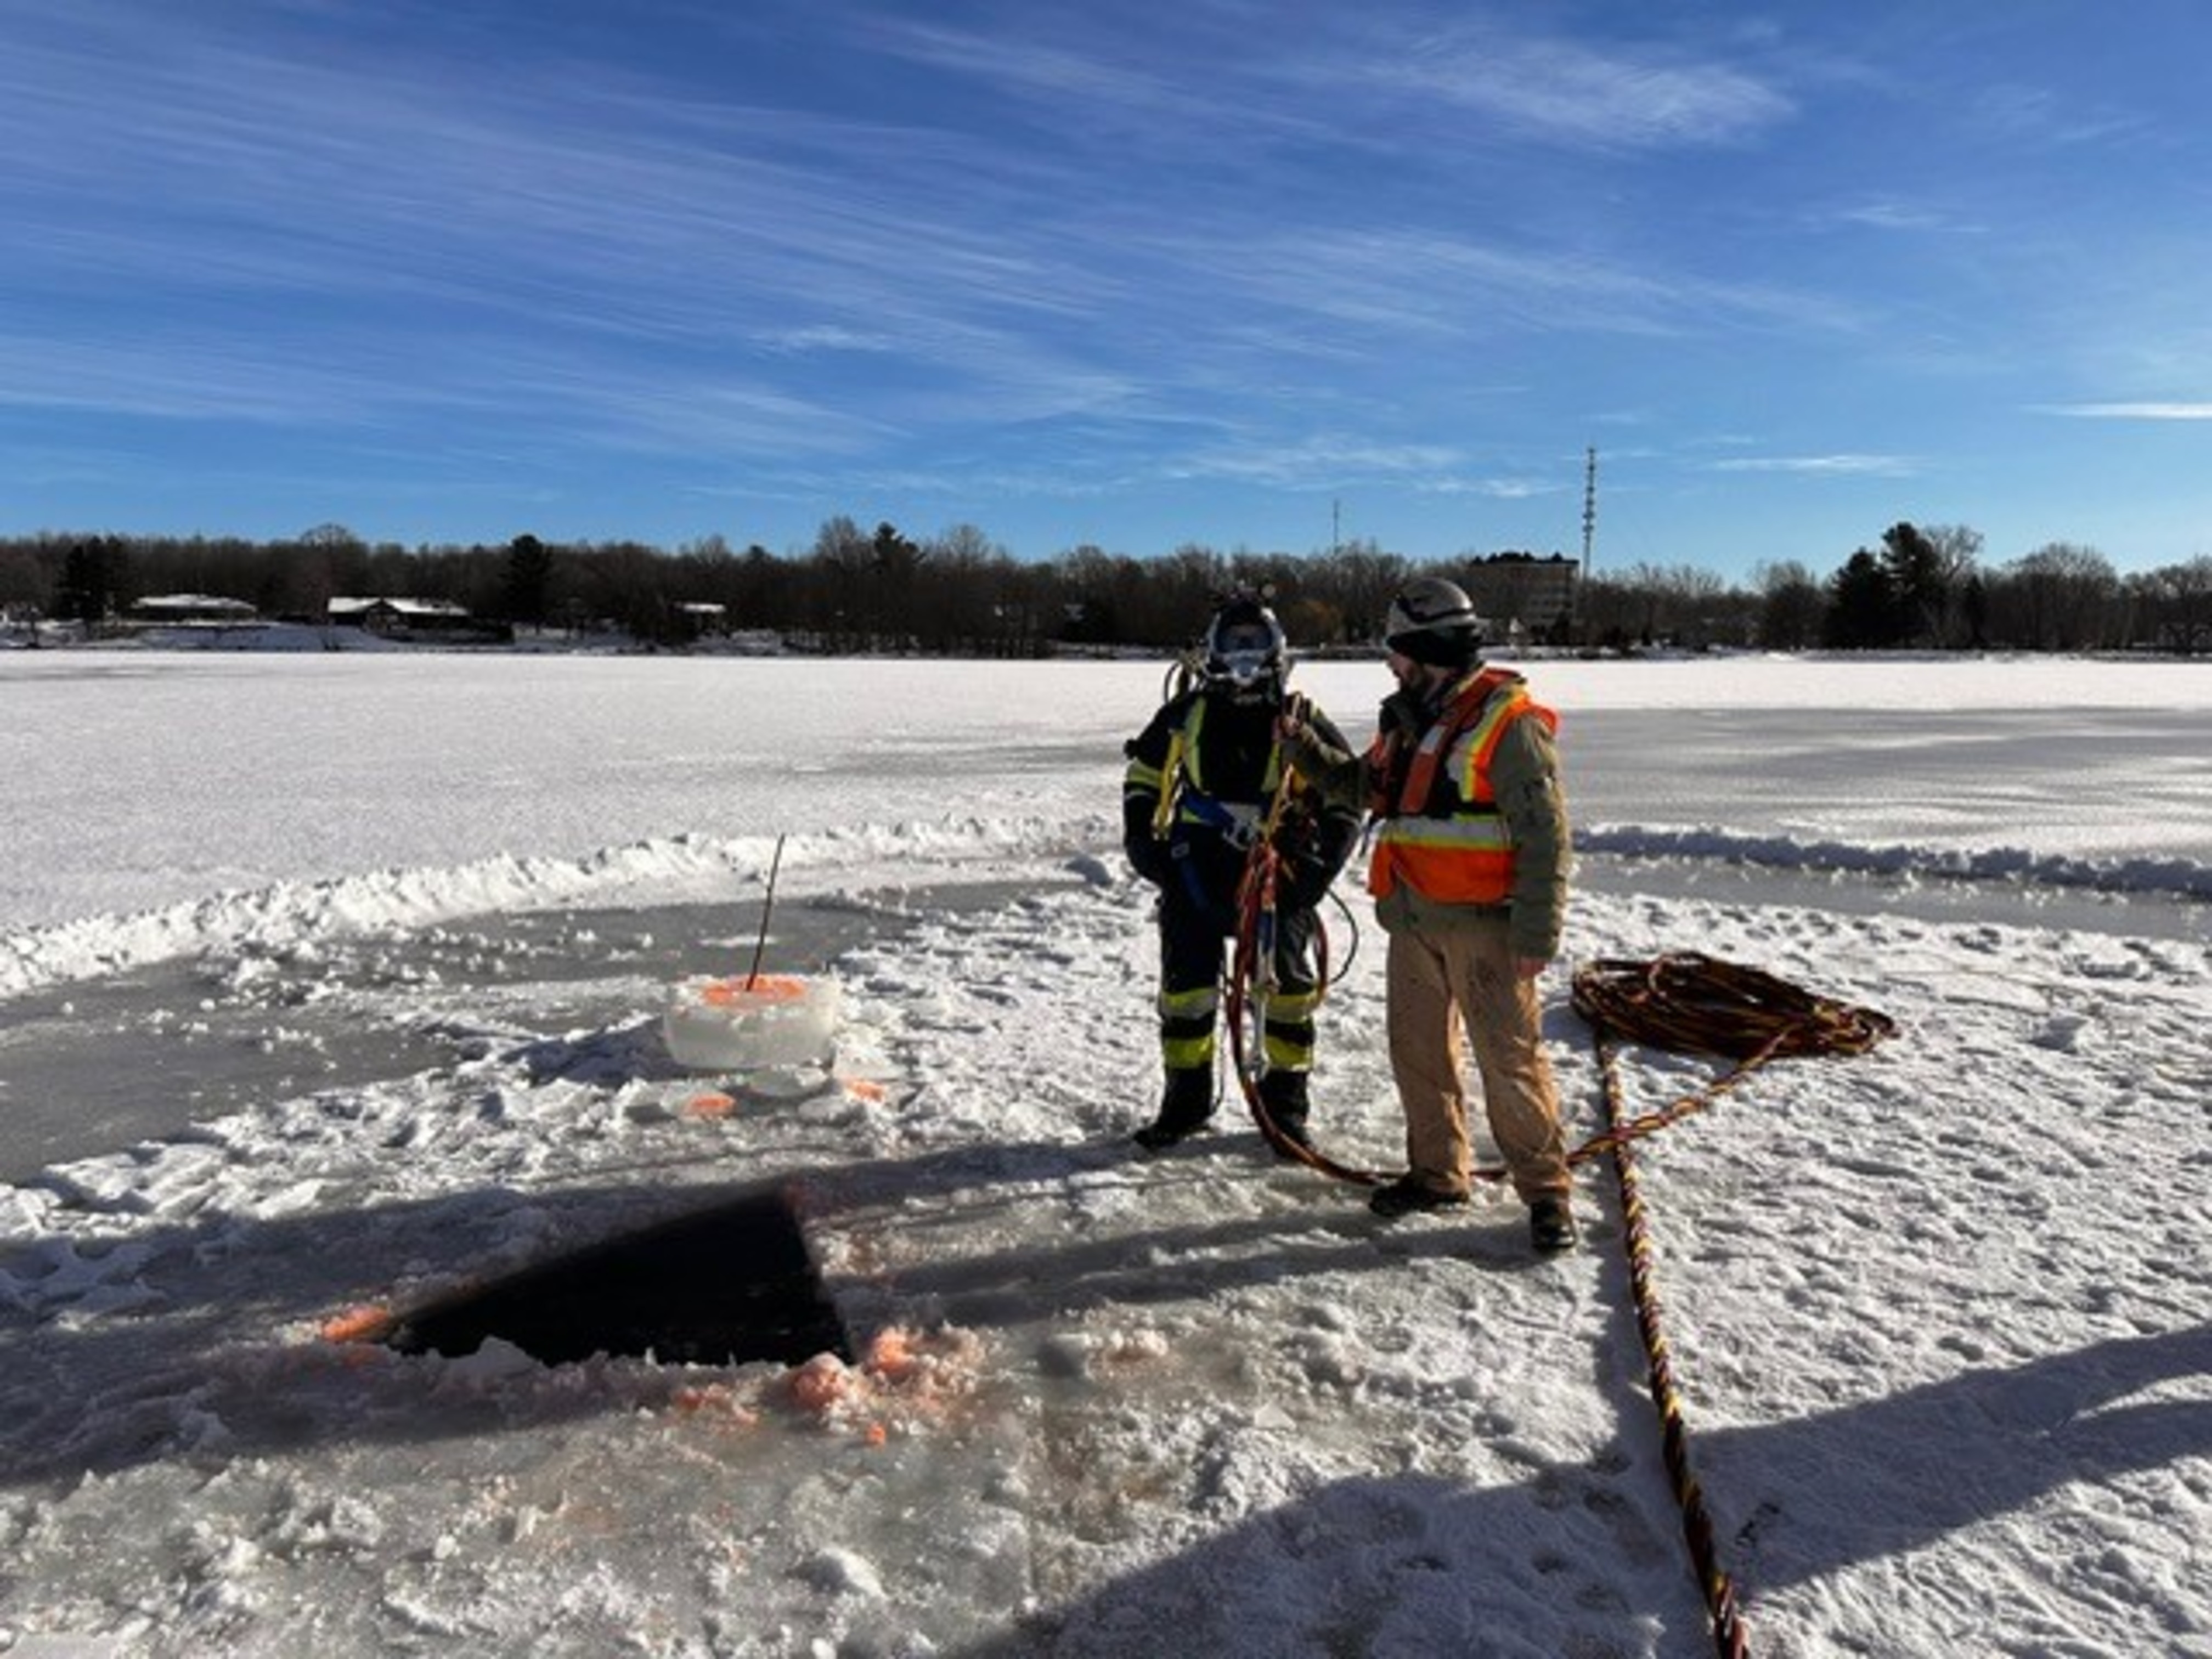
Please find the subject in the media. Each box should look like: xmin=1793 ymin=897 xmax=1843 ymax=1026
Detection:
xmin=131 ymin=594 xmax=261 ymax=626
xmin=328 ymin=596 xmax=498 ymax=640
xmin=1 ymin=600 xmax=46 ymax=645
xmin=674 ymin=601 xmax=729 ymax=641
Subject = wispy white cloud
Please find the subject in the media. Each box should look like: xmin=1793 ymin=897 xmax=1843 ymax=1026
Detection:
xmin=509 ymin=368 xmax=893 ymax=459
xmin=1818 ymin=199 xmax=1987 ymax=235
xmin=1210 ymin=227 xmax=1865 ymax=343
xmin=0 ymin=318 xmax=893 ymax=462
xmin=0 ymin=330 xmax=404 ymax=424
xmin=1707 ymin=454 xmax=1922 ymax=478
xmin=0 ymin=13 xmax=1112 ymax=308
xmin=855 ymin=19 xmax=1231 ymax=127
xmin=861 ymin=7 xmax=1790 ymax=160
xmin=1148 ymin=431 xmax=1577 ymax=513
xmin=2039 ymin=402 xmax=2212 ymax=421
xmin=851 ymin=7 xmax=1344 ymax=154
xmin=1350 ymin=24 xmax=1792 ymax=151
xmin=752 ymin=326 xmax=902 ymax=356
xmin=0 ymin=1 xmax=1844 ymax=462
xmin=1166 ymin=434 xmax=1466 ymax=488
xmin=0 ymin=11 xmax=1167 ymax=443
xmin=1420 ymin=475 xmax=1570 ymax=501
xmin=1969 ymin=83 xmax=2149 ymax=152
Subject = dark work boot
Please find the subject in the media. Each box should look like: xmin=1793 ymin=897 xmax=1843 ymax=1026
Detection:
xmin=1367 ymin=1176 xmax=1472 ymax=1220
xmin=1257 ymin=1070 xmax=1313 ymax=1158
xmin=1132 ymin=1068 xmax=1215 ymax=1151
xmin=1530 ymin=1195 xmax=1579 ymax=1254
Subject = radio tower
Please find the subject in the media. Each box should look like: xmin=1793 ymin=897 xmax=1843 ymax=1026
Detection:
xmin=1581 ymin=446 xmax=1598 ymax=581
xmin=1573 ymin=447 xmax=1597 ymax=648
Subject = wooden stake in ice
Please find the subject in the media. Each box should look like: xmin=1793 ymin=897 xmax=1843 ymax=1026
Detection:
xmin=745 ymin=833 xmax=787 ymax=991
xmin=664 ymin=834 xmax=834 ymax=1072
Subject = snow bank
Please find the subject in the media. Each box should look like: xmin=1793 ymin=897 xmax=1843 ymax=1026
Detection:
xmin=0 ymin=817 xmax=1113 ymax=1001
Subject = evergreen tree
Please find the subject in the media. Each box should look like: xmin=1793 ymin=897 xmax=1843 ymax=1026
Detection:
xmin=1878 ymin=522 xmax=1946 ymax=645
xmin=1823 ymin=549 xmax=1897 ymax=648
xmin=503 ymin=534 xmax=554 ymax=627
xmin=57 ymin=538 xmax=129 ymax=626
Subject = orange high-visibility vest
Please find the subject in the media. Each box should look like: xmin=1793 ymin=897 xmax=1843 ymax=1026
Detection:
xmin=1365 ymin=667 xmax=1557 ymax=905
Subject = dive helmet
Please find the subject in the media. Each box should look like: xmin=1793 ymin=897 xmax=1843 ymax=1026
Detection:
xmin=1384 ymin=576 xmax=1483 ymax=667
xmin=1203 ymin=595 xmax=1289 ymax=692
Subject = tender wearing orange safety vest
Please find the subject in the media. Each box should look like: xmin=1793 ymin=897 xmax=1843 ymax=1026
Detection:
xmin=1364 ymin=664 xmax=1559 ymax=907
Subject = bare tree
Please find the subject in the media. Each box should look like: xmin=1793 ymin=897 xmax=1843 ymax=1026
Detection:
xmin=1918 ymin=523 xmax=1984 ymax=647
xmin=1753 ymin=560 xmax=1825 ymax=650
xmin=0 ymin=545 xmax=46 ymax=606
xmin=1317 ymin=538 xmax=1409 ymax=645
xmin=1663 ymin=563 xmax=1736 ymax=648
xmin=1988 ymin=543 xmax=2120 ymax=650
xmin=2129 ymin=555 xmax=2212 ymax=654
xmin=805 ymin=516 xmax=873 ymax=650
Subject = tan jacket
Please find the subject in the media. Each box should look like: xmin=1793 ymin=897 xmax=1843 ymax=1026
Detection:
xmin=1283 ymin=678 xmax=1572 ymax=960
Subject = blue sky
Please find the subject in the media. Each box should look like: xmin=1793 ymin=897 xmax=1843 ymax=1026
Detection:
xmin=5 ymin=1 xmax=2210 ymax=583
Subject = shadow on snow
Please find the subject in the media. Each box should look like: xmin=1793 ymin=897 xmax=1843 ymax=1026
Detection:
xmin=3 ymin=1125 xmax=2205 ymax=1650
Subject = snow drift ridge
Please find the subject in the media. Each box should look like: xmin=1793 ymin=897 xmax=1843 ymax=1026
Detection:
xmin=3 ymin=809 xmax=2200 ymax=1002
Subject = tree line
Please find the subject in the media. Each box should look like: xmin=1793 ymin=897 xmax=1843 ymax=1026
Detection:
xmin=3 ymin=516 xmax=2208 ymax=655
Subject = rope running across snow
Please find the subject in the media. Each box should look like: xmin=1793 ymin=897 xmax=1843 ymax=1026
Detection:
xmin=1211 ymin=800 xmax=1898 ymax=1654
xmin=1571 ymin=952 xmax=1897 ymax=1659
xmin=1218 ymin=819 xmax=1899 ymax=1658
xmin=1227 ymin=916 xmax=1895 ymax=1169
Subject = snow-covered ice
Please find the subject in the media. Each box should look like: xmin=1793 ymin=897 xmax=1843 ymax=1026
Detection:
xmin=1 ymin=650 xmax=2207 ymax=1657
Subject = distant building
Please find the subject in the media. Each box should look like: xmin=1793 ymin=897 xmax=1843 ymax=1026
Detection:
xmin=328 ymin=596 xmax=485 ymax=638
xmin=131 ymin=594 xmax=260 ymax=625
xmin=1460 ymin=553 xmax=1578 ymax=641
xmin=674 ymin=601 xmax=729 ymax=640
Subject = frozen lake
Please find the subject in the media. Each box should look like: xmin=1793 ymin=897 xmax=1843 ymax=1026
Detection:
xmin=2 ymin=647 xmax=2209 ymax=1658
xmin=5 ymin=650 xmax=2208 ymax=938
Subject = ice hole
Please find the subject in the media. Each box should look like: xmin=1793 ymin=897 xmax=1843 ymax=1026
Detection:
xmin=387 ymin=1188 xmax=849 ymax=1368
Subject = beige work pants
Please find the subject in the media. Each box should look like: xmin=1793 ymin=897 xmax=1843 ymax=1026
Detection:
xmin=1385 ymin=915 xmax=1570 ymax=1203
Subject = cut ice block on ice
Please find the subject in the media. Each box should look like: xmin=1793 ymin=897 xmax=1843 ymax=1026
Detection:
xmin=663 ymin=972 xmax=840 ymax=1071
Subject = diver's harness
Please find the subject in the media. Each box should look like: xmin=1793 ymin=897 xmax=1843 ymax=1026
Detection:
xmin=1220 ymin=760 xmax=1386 ymax=1183
xmin=1146 ymin=657 xmax=1372 ymax=1180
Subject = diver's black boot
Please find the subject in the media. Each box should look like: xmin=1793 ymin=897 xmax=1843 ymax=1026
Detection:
xmin=1132 ymin=1068 xmax=1215 ymax=1151
xmin=1257 ymin=1070 xmax=1313 ymax=1158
